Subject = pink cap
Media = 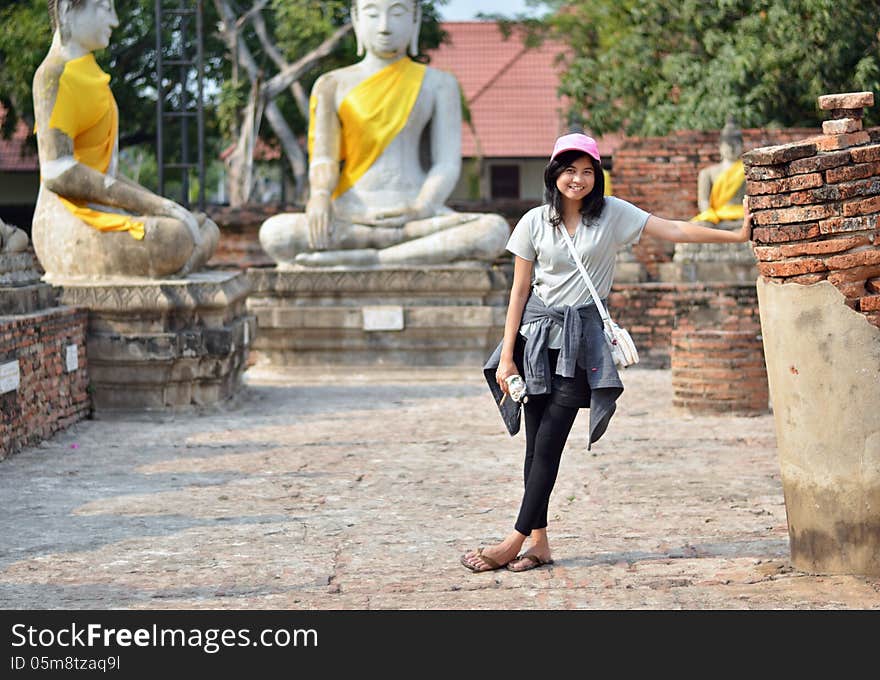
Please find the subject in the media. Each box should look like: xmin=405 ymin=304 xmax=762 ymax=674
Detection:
xmin=550 ymin=133 xmax=601 ymax=162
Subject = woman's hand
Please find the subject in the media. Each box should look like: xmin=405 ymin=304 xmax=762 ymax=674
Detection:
xmin=739 ymin=195 xmax=753 ymax=243
xmin=495 ymin=356 xmax=519 ymax=394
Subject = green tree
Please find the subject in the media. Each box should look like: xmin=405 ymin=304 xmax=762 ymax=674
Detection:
xmin=508 ymin=0 xmax=880 ymax=135
xmin=0 ymin=1 xmax=52 ymax=140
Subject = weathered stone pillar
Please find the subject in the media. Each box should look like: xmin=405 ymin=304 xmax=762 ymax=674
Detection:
xmin=744 ymin=91 xmax=880 ymax=575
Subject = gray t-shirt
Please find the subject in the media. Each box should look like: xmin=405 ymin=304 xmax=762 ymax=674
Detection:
xmin=506 ymin=196 xmax=650 ymax=348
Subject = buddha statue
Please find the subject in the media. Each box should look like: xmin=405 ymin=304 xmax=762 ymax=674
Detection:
xmin=670 ymin=118 xmax=753 ymax=278
xmin=0 ymin=218 xmax=29 ymax=253
xmin=31 ymin=0 xmax=219 ymax=279
xmin=258 ymin=0 xmax=510 ymax=267
xmin=691 ymin=118 xmax=746 ymax=230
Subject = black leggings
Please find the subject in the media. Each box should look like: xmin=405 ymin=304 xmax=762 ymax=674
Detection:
xmin=514 ymin=393 xmax=579 ymax=535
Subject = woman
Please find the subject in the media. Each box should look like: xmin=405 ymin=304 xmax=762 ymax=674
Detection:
xmin=32 ymin=0 xmax=218 ymax=279
xmin=461 ymin=133 xmax=752 ymax=572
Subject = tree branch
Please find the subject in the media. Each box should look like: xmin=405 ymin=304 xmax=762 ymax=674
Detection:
xmin=261 ymin=22 xmax=352 ymax=101
xmin=235 ymin=0 xmax=270 ymax=30
xmin=248 ymin=8 xmax=321 ymax=122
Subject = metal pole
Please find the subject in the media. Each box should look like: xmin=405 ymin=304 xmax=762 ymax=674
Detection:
xmin=155 ymin=0 xmax=164 ymax=196
xmin=179 ymin=0 xmax=189 ymax=208
xmin=197 ymin=0 xmax=206 ymax=212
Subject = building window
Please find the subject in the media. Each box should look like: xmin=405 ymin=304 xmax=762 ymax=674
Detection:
xmin=490 ymin=164 xmax=520 ymax=199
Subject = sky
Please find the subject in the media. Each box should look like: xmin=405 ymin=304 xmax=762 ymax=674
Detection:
xmin=437 ymin=0 xmax=544 ymax=21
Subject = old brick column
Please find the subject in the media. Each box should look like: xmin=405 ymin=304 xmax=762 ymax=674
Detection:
xmin=669 ymin=286 xmax=768 ymax=415
xmin=744 ymin=91 xmax=880 ymax=575
xmin=671 ymin=329 xmax=768 ymax=415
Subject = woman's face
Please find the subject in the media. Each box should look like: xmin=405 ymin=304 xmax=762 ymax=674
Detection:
xmin=555 ymin=155 xmax=596 ymax=203
xmin=356 ymin=0 xmax=415 ymax=58
xmin=64 ymin=0 xmax=118 ymax=52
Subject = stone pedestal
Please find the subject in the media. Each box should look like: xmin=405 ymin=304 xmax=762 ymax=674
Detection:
xmin=659 ymin=241 xmax=757 ymax=283
xmin=0 ymin=251 xmax=54 ymax=316
xmin=49 ymin=271 xmax=255 ymax=412
xmin=247 ymin=263 xmax=511 ymax=366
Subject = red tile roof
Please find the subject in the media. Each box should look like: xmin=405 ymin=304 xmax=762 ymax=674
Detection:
xmin=428 ymin=22 xmax=623 ymax=159
xmin=0 ymin=106 xmax=38 ymax=172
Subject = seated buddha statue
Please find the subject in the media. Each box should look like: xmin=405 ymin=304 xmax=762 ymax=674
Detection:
xmin=259 ymin=0 xmax=510 ymax=267
xmin=31 ymin=0 xmax=218 ymax=279
xmin=691 ymin=118 xmax=746 ymax=230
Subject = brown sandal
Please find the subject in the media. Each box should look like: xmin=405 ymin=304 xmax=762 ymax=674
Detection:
xmin=507 ymin=553 xmax=554 ymax=572
xmin=460 ymin=547 xmax=507 ymax=573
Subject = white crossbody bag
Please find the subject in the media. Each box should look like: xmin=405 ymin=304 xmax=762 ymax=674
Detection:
xmin=559 ymin=225 xmax=639 ymax=369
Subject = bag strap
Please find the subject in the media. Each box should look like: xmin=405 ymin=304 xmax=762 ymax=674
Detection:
xmin=558 ymin=223 xmax=612 ymax=324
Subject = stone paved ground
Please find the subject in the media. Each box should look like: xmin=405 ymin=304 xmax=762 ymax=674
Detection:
xmin=1 ymin=367 xmax=878 ymax=610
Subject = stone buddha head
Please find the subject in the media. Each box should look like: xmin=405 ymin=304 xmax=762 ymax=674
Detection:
xmin=719 ymin=118 xmax=743 ymax=163
xmin=49 ymin=0 xmax=118 ymax=51
xmin=352 ymin=0 xmax=422 ymax=59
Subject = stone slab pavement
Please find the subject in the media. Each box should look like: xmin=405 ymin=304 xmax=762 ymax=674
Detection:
xmin=1 ymin=367 xmax=878 ymax=610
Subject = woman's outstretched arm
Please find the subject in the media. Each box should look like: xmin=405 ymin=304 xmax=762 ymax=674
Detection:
xmin=643 ymin=197 xmax=752 ymax=244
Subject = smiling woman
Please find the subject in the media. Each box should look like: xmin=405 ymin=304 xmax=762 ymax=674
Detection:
xmin=463 ymin=132 xmax=753 ymax=574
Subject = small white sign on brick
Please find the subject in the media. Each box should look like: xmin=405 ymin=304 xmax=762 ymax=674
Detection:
xmin=0 ymin=360 xmax=20 ymax=394
xmin=243 ymin=321 xmax=250 ymax=346
xmin=362 ymin=306 xmax=405 ymax=332
xmin=65 ymin=344 xmax=79 ymax=373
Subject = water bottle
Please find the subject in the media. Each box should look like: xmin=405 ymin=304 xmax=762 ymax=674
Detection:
xmin=505 ymin=374 xmax=529 ymax=403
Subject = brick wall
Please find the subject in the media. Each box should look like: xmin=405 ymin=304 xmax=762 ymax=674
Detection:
xmin=613 ymin=128 xmax=816 ymax=278
xmin=609 ymin=282 xmax=760 ymax=368
xmin=743 ymin=93 xmax=880 ymax=328
xmin=0 ymin=307 xmax=90 ymax=460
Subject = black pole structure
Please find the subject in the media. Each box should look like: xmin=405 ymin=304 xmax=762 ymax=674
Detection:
xmin=155 ymin=0 xmax=164 ymax=198
xmin=154 ymin=0 xmax=206 ymax=211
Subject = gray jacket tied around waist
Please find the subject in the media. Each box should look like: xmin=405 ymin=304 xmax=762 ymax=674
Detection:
xmin=483 ymin=294 xmax=624 ymax=450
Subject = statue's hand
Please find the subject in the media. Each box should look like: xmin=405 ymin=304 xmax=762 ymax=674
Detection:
xmin=361 ymin=201 xmax=435 ymax=228
xmin=307 ymin=192 xmax=333 ymax=249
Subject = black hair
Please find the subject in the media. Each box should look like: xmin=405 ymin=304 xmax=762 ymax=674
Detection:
xmin=543 ymin=149 xmax=605 ymax=228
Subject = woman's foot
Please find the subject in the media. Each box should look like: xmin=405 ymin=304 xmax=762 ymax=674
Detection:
xmin=507 ymin=530 xmax=553 ymax=572
xmin=460 ymin=533 xmax=526 ymax=572
xmin=507 ymin=550 xmax=554 ymax=572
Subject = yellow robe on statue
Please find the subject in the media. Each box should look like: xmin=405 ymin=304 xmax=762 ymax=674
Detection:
xmin=691 ymin=159 xmax=745 ymax=225
xmin=308 ymin=57 xmax=427 ymax=201
xmin=46 ymin=53 xmax=144 ymax=239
